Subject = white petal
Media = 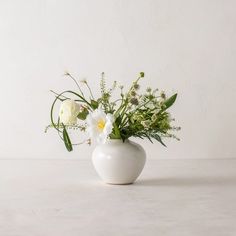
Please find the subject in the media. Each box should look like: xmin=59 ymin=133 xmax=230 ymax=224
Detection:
xmin=106 ymin=113 xmax=114 ymax=123
xmin=85 ymin=108 xmax=115 ymax=143
xmin=59 ymin=99 xmax=80 ymax=125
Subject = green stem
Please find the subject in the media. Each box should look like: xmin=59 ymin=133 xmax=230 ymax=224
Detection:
xmin=85 ymin=83 xmax=95 ymax=100
xmin=66 ymin=90 xmax=91 ymax=108
xmin=50 ymin=90 xmax=68 ymax=100
xmin=67 ymin=74 xmax=85 ymax=97
xmin=50 ymin=90 xmax=84 ymax=103
xmin=114 ymin=75 xmax=142 ymax=120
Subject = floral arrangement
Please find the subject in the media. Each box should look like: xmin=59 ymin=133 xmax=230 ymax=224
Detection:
xmin=46 ymin=72 xmax=180 ymax=151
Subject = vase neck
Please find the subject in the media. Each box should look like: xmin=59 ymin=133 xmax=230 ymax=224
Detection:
xmin=105 ymin=138 xmax=129 ymax=144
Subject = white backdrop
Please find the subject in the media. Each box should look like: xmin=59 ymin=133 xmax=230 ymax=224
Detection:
xmin=0 ymin=0 xmax=235 ymax=159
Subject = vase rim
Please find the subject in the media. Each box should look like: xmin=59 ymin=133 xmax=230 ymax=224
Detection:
xmin=106 ymin=138 xmax=129 ymax=143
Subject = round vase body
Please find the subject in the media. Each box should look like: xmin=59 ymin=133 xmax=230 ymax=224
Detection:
xmin=92 ymin=139 xmax=146 ymax=184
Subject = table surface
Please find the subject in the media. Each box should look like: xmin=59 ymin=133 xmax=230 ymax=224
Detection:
xmin=0 ymin=159 xmax=236 ymax=236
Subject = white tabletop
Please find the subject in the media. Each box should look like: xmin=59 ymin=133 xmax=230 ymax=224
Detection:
xmin=0 ymin=159 xmax=236 ymax=236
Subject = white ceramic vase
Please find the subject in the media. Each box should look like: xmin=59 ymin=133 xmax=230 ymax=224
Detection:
xmin=92 ymin=139 xmax=146 ymax=184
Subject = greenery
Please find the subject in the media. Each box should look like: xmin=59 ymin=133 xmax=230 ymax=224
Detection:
xmin=47 ymin=72 xmax=180 ymax=152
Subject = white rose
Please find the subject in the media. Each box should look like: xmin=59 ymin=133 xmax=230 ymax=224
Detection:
xmin=59 ymin=99 xmax=80 ymax=125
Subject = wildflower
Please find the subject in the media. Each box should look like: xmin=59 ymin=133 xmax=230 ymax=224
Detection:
xmin=171 ymin=126 xmax=181 ymax=131
xmin=151 ymin=113 xmax=158 ymax=122
xmin=140 ymin=72 xmax=145 ymax=78
xmin=130 ymin=97 xmax=139 ymax=106
xmin=146 ymin=87 xmax=152 ymax=93
xmin=132 ymin=113 xmax=143 ymax=122
xmin=141 ymin=120 xmax=152 ymax=128
xmin=145 ymin=102 xmax=155 ymax=110
xmin=147 ymin=94 xmax=155 ymax=100
xmin=102 ymin=92 xmax=110 ymax=100
xmin=64 ymin=71 xmax=70 ymax=76
xmin=160 ymin=91 xmax=166 ymax=100
xmin=80 ymin=78 xmax=87 ymax=84
xmin=153 ymin=99 xmax=159 ymax=107
xmin=111 ymin=81 xmax=117 ymax=90
xmin=130 ymin=90 xmax=137 ymax=97
xmin=87 ymin=139 xmax=92 ymax=145
xmin=80 ymin=126 xmax=86 ymax=132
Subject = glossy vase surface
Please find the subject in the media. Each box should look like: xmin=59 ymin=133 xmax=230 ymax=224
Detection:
xmin=92 ymin=139 xmax=146 ymax=184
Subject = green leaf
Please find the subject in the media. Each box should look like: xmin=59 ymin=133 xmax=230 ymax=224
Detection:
xmin=77 ymin=109 xmax=89 ymax=120
xmin=144 ymin=133 xmax=153 ymax=143
xmin=115 ymin=115 xmax=122 ymax=127
xmin=90 ymin=99 xmax=99 ymax=110
xmin=114 ymin=122 xmax=121 ymax=139
xmin=150 ymin=133 xmax=166 ymax=147
xmin=50 ymin=95 xmax=63 ymax=133
xmin=163 ymin=93 xmax=177 ymax=111
xmin=62 ymin=125 xmax=73 ymax=152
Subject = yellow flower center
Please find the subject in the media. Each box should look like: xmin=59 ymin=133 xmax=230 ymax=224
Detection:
xmin=97 ymin=119 xmax=105 ymax=130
